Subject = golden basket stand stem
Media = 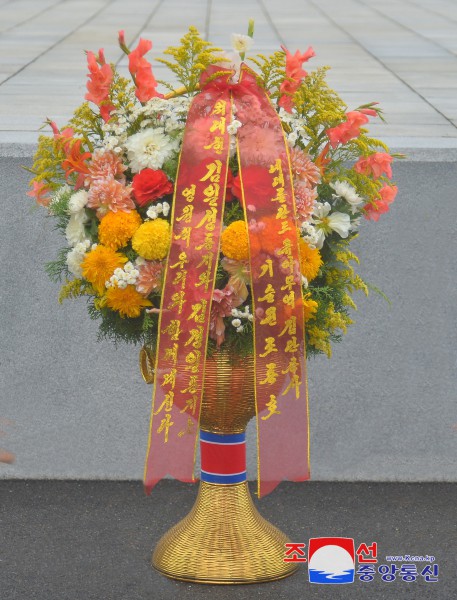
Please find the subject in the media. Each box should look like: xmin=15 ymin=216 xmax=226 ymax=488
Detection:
xmin=142 ymin=347 xmax=299 ymax=584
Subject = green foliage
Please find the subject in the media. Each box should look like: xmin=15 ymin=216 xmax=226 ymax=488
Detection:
xmin=48 ymin=186 xmax=72 ymax=216
xmin=156 ymin=26 xmax=223 ymax=94
xmin=45 ymin=248 xmax=70 ymax=283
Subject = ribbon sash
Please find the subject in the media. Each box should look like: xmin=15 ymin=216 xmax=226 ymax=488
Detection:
xmin=144 ymin=67 xmax=310 ymax=497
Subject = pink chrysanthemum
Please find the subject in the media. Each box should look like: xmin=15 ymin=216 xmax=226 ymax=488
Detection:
xmin=289 ymin=147 xmax=321 ymax=187
xmin=135 ymin=260 xmax=164 ymax=296
xmin=87 ymin=177 xmax=135 ymax=217
xmin=87 ymin=149 xmax=126 ymax=184
xmin=294 ymin=181 xmax=317 ymax=223
xmin=237 ymin=124 xmax=280 ymax=166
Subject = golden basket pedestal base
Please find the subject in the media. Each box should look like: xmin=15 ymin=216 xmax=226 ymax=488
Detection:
xmin=152 ymin=481 xmax=298 ymax=584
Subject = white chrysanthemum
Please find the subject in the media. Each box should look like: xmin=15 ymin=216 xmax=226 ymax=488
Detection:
xmin=125 ymin=128 xmax=179 ymax=172
xmin=232 ymin=318 xmax=242 ymax=328
xmin=66 ymin=239 xmax=91 ymax=277
xmin=65 ymin=212 xmax=88 ymax=247
xmin=106 ymin=262 xmax=139 ymax=289
xmin=231 ymin=33 xmax=253 ymax=54
xmin=68 ymin=190 xmax=89 ymax=214
xmin=146 ymin=201 xmax=170 ymax=220
xmin=300 ymin=222 xmax=320 ymax=249
xmin=227 ymin=119 xmax=242 ymax=135
xmin=311 ymin=202 xmax=351 ymax=249
xmin=330 ymin=181 xmax=364 ymax=213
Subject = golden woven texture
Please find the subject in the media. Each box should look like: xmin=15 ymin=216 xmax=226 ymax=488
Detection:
xmin=200 ymin=350 xmax=255 ymax=433
xmin=153 ymin=481 xmax=297 ymax=584
xmin=152 ymin=348 xmax=298 ymax=584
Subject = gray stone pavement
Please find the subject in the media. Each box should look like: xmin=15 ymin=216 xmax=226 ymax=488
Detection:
xmin=1 ymin=0 xmax=457 ymax=152
xmin=1 ymin=480 xmax=455 ymax=599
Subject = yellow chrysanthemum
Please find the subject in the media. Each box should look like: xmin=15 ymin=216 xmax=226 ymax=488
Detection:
xmin=105 ymin=285 xmax=152 ymax=318
xmin=221 ymin=220 xmax=249 ymax=261
xmin=132 ymin=219 xmax=171 ymax=260
xmin=81 ymin=245 xmax=127 ymax=295
xmin=299 ymin=239 xmax=322 ymax=282
xmin=98 ymin=210 xmax=142 ymax=250
xmin=303 ymin=293 xmax=318 ymax=322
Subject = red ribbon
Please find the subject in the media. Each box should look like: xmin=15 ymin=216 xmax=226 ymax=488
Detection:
xmin=144 ymin=65 xmax=310 ymax=497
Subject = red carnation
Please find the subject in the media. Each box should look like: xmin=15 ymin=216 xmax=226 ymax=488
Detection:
xmin=132 ymin=169 xmax=173 ymax=206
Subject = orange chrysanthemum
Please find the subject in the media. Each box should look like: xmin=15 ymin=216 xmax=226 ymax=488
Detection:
xmin=250 ymin=216 xmax=294 ymax=256
xmin=221 ymin=220 xmax=249 ymax=261
xmin=105 ymin=285 xmax=152 ymax=318
xmin=81 ymin=245 xmax=127 ymax=294
xmin=299 ymin=238 xmax=322 ymax=282
xmin=98 ymin=209 xmax=142 ymax=250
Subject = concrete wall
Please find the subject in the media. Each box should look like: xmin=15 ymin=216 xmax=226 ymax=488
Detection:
xmin=1 ymin=156 xmax=456 ymax=480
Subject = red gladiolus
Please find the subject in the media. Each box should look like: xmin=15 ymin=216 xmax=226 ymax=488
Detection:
xmin=326 ymin=111 xmax=369 ymax=148
xmin=27 ymin=181 xmax=51 ymax=207
xmin=132 ymin=169 xmax=173 ymax=206
xmin=279 ymin=45 xmax=315 ymax=112
xmin=355 ymin=152 xmax=393 ymax=179
xmin=128 ymin=38 xmax=161 ymax=103
xmin=85 ymin=50 xmax=113 ymax=106
xmin=364 ymin=185 xmax=398 ymax=221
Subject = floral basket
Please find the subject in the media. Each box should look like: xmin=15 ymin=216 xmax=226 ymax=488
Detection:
xmin=27 ymin=24 xmax=398 ymax=584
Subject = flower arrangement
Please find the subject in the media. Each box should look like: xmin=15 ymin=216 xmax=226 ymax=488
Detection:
xmin=27 ymin=25 xmax=398 ymax=359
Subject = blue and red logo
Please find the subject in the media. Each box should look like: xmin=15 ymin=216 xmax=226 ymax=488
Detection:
xmin=308 ymin=537 xmax=355 ymax=584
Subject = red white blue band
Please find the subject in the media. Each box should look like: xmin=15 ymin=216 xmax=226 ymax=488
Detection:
xmin=200 ymin=430 xmax=247 ymax=484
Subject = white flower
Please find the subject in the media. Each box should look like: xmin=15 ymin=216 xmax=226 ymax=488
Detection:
xmin=300 ymin=222 xmax=319 ymax=249
xmin=227 ymin=119 xmax=242 ymax=135
xmin=232 ymin=318 xmax=242 ymax=328
xmin=68 ymin=190 xmax=89 ymax=214
xmin=66 ymin=239 xmax=90 ymax=277
xmin=65 ymin=212 xmax=88 ymax=247
xmin=330 ymin=181 xmax=364 ymax=213
xmin=66 ymin=250 xmax=84 ymax=277
xmin=311 ymin=202 xmax=351 ymax=249
xmin=162 ymin=201 xmax=170 ymax=217
xmin=231 ymin=33 xmax=253 ymax=55
xmin=124 ymin=128 xmax=179 ymax=172
xmin=236 ymin=325 xmax=244 ymax=333
xmin=217 ymin=51 xmax=242 ymax=82
xmin=287 ymin=130 xmax=299 ymax=145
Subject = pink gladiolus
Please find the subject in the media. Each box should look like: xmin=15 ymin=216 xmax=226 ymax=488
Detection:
xmin=27 ymin=181 xmax=51 ymax=207
xmin=279 ymin=45 xmax=315 ymax=112
xmin=128 ymin=38 xmax=161 ymax=103
xmin=364 ymin=184 xmax=398 ymax=221
xmin=355 ymin=152 xmax=393 ymax=179
xmin=326 ymin=111 xmax=369 ymax=148
xmin=85 ymin=50 xmax=113 ymax=106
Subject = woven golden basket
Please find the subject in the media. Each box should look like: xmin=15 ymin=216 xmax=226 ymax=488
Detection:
xmin=148 ymin=348 xmax=298 ymax=584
